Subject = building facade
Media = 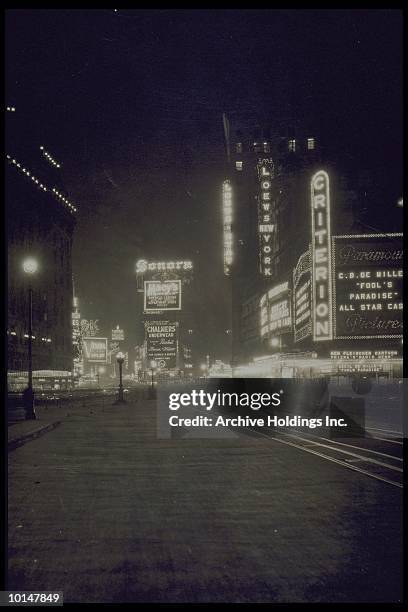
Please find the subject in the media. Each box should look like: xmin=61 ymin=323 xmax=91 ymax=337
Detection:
xmin=6 ymin=106 xmax=77 ymax=390
xmin=223 ymin=120 xmax=402 ymax=374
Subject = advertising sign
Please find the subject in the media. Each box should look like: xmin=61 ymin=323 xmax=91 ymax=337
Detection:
xmin=257 ymin=159 xmax=275 ymax=277
xmin=223 ymin=180 xmax=233 ymax=275
xmin=145 ymin=321 xmax=178 ymax=369
xmin=112 ymin=328 xmax=124 ymax=341
xmin=144 ymin=280 xmax=181 ymax=311
xmin=311 ymin=170 xmax=333 ymax=341
xmin=82 ymin=337 xmax=108 ymax=363
xmin=260 ymin=282 xmax=292 ymax=337
xmin=332 ymin=233 xmax=403 ymax=339
xmin=293 ymin=249 xmax=312 ymax=343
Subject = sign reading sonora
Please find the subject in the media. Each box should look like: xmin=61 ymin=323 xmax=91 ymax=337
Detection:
xmin=332 ymin=233 xmax=403 ymax=339
xmin=136 ymin=259 xmax=193 ymax=274
xmin=311 ymin=170 xmax=333 ymax=341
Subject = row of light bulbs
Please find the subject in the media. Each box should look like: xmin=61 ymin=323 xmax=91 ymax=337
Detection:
xmin=40 ymin=146 xmax=61 ymax=168
xmin=6 ymin=106 xmax=16 ymax=112
xmin=7 ymin=330 xmax=52 ymax=343
xmin=6 ymin=154 xmax=77 ymax=213
xmin=52 ymin=187 xmax=77 ymax=212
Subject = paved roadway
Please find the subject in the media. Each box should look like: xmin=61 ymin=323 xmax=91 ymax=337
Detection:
xmin=8 ymin=395 xmax=403 ymax=603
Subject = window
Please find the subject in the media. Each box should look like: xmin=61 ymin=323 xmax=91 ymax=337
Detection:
xmin=263 ymin=142 xmax=270 ymax=153
xmin=235 ymin=161 xmax=243 ymax=171
xmin=307 ymin=137 xmax=315 ymax=150
xmin=288 ymin=139 xmax=296 ymax=152
xmin=235 ymin=142 xmax=243 ymax=154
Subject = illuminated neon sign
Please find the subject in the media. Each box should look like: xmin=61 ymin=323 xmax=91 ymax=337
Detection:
xmin=223 ymin=180 xmax=233 ymax=275
xmin=311 ymin=170 xmax=333 ymax=341
xmin=257 ymin=159 xmax=274 ymax=277
xmin=136 ymin=259 xmax=193 ymax=274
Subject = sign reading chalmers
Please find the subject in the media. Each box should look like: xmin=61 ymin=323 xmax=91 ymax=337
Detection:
xmin=145 ymin=321 xmax=178 ymax=369
xmin=311 ymin=170 xmax=333 ymax=341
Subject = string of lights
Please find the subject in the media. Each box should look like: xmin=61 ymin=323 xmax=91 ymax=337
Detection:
xmin=40 ymin=146 xmax=61 ymax=168
xmin=5 ymin=154 xmax=77 ymax=214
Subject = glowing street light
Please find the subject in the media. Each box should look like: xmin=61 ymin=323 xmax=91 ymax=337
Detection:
xmin=22 ymin=257 xmax=39 ymax=419
xmin=22 ymin=257 xmax=38 ymax=275
xmin=114 ymin=351 xmax=126 ymax=404
xmin=149 ymin=360 xmax=157 ymax=398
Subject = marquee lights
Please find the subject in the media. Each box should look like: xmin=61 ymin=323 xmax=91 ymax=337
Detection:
xmin=311 ymin=170 xmax=333 ymax=341
xmin=40 ymin=146 xmax=61 ymax=168
xmin=136 ymin=259 xmax=193 ymax=274
xmin=257 ymin=159 xmax=275 ymax=277
xmin=6 ymin=154 xmax=77 ymax=213
xmin=223 ymin=180 xmax=233 ymax=275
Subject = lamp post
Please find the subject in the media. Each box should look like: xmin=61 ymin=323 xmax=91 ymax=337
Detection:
xmin=149 ymin=360 xmax=157 ymax=398
xmin=22 ymin=257 xmax=38 ymax=420
xmin=114 ymin=352 xmax=126 ymax=404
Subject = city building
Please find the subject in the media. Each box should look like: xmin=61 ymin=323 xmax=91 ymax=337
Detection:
xmin=6 ymin=105 xmax=77 ymax=390
xmin=223 ymin=118 xmax=403 ymax=376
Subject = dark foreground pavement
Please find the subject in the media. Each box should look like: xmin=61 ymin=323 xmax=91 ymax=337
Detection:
xmin=8 ymin=397 xmax=403 ymax=603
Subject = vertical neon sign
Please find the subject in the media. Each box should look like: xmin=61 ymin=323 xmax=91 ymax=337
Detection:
xmin=257 ymin=159 xmax=274 ymax=277
xmin=311 ymin=170 xmax=333 ymax=341
xmin=223 ymin=180 xmax=233 ymax=275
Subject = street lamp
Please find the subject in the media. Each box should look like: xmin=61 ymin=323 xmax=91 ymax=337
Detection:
xmin=114 ymin=351 xmax=126 ymax=404
xmin=149 ymin=360 xmax=157 ymax=398
xmin=22 ymin=257 xmax=39 ymax=420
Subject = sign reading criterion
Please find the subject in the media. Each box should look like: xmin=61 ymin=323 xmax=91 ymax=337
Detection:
xmin=144 ymin=280 xmax=181 ymax=311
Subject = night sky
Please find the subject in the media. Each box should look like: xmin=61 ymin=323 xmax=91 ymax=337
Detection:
xmin=6 ymin=9 xmax=402 ymax=358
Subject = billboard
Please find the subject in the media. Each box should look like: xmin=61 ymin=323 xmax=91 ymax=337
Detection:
xmin=332 ymin=233 xmax=403 ymax=339
xmin=112 ymin=328 xmax=124 ymax=341
xmin=144 ymin=280 xmax=181 ymax=312
xmin=260 ymin=282 xmax=292 ymax=337
xmin=145 ymin=321 xmax=178 ymax=369
xmin=82 ymin=338 xmax=108 ymax=363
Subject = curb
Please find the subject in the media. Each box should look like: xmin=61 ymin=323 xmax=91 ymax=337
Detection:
xmin=8 ymin=421 xmax=62 ymax=452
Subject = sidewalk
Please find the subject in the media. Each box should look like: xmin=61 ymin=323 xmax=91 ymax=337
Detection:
xmin=8 ymin=396 xmax=403 ymax=603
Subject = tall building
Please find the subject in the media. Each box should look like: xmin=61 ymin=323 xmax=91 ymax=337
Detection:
xmin=6 ymin=105 xmax=77 ymax=390
xmin=223 ymin=119 xmax=402 ymax=371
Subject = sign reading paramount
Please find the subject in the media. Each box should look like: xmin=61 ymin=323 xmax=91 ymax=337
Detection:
xmin=332 ymin=233 xmax=403 ymax=339
xmin=144 ymin=280 xmax=181 ymax=311
xmin=145 ymin=321 xmax=178 ymax=369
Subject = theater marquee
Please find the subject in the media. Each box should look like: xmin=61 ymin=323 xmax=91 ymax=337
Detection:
xmin=332 ymin=233 xmax=403 ymax=339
